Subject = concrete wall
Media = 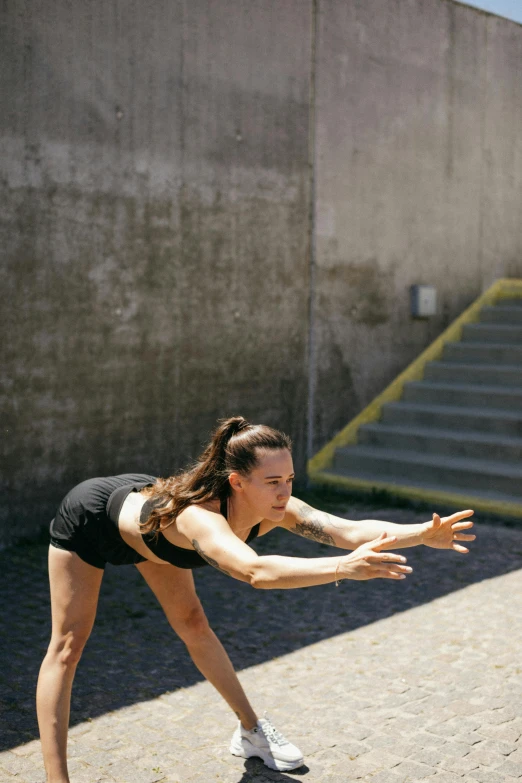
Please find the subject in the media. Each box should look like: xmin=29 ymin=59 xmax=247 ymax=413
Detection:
xmin=0 ymin=0 xmax=313 ymax=546
xmin=1 ymin=0 xmax=522 ymax=545
xmin=312 ymin=0 xmax=522 ymax=444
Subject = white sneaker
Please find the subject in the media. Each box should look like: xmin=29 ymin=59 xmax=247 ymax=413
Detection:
xmin=230 ymin=715 xmax=304 ymax=771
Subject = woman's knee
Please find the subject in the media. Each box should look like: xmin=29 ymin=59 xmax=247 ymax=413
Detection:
xmin=176 ymin=605 xmax=211 ymax=643
xmin=47 ymin=629 xmax=91 ymax=667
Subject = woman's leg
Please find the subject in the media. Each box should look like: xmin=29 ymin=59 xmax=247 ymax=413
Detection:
xmin=37 ymin=547 xmax=104 ymax=783
xmin=136 ymin=561 xmax=258 ymax=729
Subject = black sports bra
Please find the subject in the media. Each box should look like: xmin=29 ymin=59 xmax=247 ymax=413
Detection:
xmin=106 ymin=481 xmax=260 ymax=569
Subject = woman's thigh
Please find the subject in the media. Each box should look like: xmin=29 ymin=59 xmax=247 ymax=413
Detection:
xmin=135 ymin=561 xmax=207 ymax=635
xmin=48 ymin=546 xmax=104 ymax=642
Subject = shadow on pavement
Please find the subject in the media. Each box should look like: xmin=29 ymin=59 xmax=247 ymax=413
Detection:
xmin=235 ymin=758 xmax=310 ymax=781
xmin=2 ymin=509 xmax=521 ymax=752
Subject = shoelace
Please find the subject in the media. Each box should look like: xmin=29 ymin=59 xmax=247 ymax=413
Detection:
xmin=259 ymin=717 xmax=287 ymax=747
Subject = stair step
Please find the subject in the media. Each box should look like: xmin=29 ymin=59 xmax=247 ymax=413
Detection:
xmin=462 ymin=323 xmax=522 ymax=344
xmin=424 ymin=361 xmax=522 ymax=387
xmin=442 ymin=342 xmax=522 ymax=364
xmin=358 ymin=422 xmax=522 ymax=462
xmin=320 ymin=469 xmax=522 ymax=510
xmin=381 ymin=401 xmax=522 ymax=436
xmin=403 ymin=380 xmax=522 ymax=411
xmin=332 ymin=445 xmax=522 ymax=497
xmin=496 ymin=298 xmax=522 ymax=308
xmin=480 ymin=306 xmax=522 ymax=325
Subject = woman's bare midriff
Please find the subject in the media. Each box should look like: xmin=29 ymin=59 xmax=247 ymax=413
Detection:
xmin=116 ymin=490 xmax=179 ymax=564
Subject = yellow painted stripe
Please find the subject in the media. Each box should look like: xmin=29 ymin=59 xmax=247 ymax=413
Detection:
xmin=309 ymin=470 xmax=522 ymax=519
xmin=308 ymin=278 xmax=522 ymax=475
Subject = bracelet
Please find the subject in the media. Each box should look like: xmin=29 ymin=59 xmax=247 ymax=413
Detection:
xmin=335 ymin=558 xmax=343 ymax=587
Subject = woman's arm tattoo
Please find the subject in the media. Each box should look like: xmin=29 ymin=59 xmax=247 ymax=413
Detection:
xmin=192 ymin=539 xmax=231 ymax=576
xmin=290 ymin=503 xmax=336 ymax=546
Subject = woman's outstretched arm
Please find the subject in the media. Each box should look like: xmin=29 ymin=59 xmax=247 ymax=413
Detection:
xmin=280 ymin=497 xmax=476 ymax=554
xmin=174 ymin=505 xmax=412 ymax=589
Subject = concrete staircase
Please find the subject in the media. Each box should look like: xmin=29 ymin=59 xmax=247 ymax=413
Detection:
xmin=312 ymin=292 xmax=522 ymax=516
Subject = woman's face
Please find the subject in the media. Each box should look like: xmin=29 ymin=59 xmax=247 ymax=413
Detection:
xmin=236 ymin=448 xmax=295 ymax=521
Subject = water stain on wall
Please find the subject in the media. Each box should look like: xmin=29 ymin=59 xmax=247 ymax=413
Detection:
xmin=314 ymin=337 xmax=357 ymax=448
xmin=319 ymin=259 xmax=393 ymax=327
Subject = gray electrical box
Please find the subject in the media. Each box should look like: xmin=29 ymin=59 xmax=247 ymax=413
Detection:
xmin=411 ymin=285 xmax=437 ymax=318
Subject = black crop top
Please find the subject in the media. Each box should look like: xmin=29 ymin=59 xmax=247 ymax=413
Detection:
xmin=106 ymin=480 xmax=260 ymax=569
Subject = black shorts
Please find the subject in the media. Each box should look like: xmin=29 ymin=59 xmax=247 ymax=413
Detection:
xmin=49 ymin=474 xmax=156 ymax=569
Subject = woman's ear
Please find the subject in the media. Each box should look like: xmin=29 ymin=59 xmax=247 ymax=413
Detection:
xmin=228 ymin=472 xmax=244 ymax=492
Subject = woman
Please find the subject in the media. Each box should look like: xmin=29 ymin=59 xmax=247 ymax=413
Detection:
xmin=37 ymin=416 xmax=475 ymax=781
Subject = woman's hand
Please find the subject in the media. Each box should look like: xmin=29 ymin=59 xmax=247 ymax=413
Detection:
xmin=422 ymin=509 xmax=475 ymax=553
xmin=338 ymin=533 xmax=413 ymax=581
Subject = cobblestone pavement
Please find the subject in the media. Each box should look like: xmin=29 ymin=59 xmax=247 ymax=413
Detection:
xmin=1 ymin=495 xmax=522 ymax=782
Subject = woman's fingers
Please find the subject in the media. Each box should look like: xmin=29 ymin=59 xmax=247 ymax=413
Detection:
xmin=452 ymin=542 xmax=470 ymax=553
xmin=374 ymin=568 xmax=409 ymax=579
xmin=370 ymin=534 xmax=398 ymax=551
xmin=367 ymin=558 xmax=412 ymax=577
xmin=369 ymin=552 xmax=407 ymax=563
xmin=386 ymin=563 xmax=412 ymax=574
xmin=453 ymin=533 xmax=476 ymax=541
xmin=445 ymin=509 xmax=474 ymax=523
xmin=369 ymin=551 xmax=407 ymax=564
xmin=452 ymin=520 xmax=475 ymax=531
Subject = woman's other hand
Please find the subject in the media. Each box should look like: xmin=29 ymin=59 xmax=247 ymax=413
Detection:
xmin=338 ymin=533 xmax=413 ymax=581
xmin=422 ymin=510 xmax=475 ymax=553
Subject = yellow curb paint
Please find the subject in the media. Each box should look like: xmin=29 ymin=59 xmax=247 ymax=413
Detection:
xmin=308 ymin=278 xmax=522 ymax=515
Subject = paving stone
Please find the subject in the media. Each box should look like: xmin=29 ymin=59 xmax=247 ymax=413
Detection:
xmin=0 ymin=751 xmax=41 ymax=776
xmin=475 ymin=722 xmax=522 ymax=742
xmin=440 ymin=754 xmax=480 ymax=775
xmin=427 ymin=723 xmax=458 ymax=738
xmin=344 ymin=725 xmax=374 ymax=742
xmin=334 ymin=740 xmax=371 ymax=758
xmin=434 ymin=742 xmax=471 ymax=759
xmin=445 ymin=717 xmax=482 ymax=733
xmin=469 ymin=768 xmax=512 ymax=783
xmin=369 ymin=772 xmax=403 ymax=783
xmin=409 ymin=747 xmax=448 ymax=766
xmin=412 ymin=733 xmax=448 ymax=749
xmin=447 ymin=700 xmax=484 ymax=717
xmin=484 ymin=738 xmax=519 ymax=755
xmin=456 ymin=732 xmax=486 ymax=746
xmin=464 ymin=746 xmax=506 ymax=767
xmin=392 ymin=760 xmax=436 ymax=779
xmin=477 ymin=709 xmax=517 ymax=725
xmin=496 ymin=759 xmax=522 ymax=778
xmin=9 ymin=739 xmax=41 ymax=758
xmin=105 ymin=762 xmax=166 ymax=783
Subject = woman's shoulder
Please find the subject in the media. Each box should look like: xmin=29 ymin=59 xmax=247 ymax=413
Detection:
xmin=175 ymin=498 xmax=228 ymax=538
xmin=177 ymin=498 xmax=223 ymax=521
xmin=195 ymin=498 xmax=222 ymax=514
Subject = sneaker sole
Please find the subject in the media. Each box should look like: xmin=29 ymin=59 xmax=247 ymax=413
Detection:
xmin=230 ymin=739 xmax=304 ymax=772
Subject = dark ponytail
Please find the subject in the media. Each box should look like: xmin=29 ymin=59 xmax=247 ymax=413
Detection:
xmin=141 ymin=416 xmax=292 ymax=533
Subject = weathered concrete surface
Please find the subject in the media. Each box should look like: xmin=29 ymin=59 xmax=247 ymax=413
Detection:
xmin=312 ymin=0 xmax=522 ymax=446
xmin=0 ymin=0 xmax=312 ymax=545
xmin=1 ymin=500 xmax=522 ymax=781
xmin=2 ymin=0 xmax=522 ymax=546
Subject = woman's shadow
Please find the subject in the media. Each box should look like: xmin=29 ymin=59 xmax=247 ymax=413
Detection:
xmin=235 ymin=758 xmax=310 ymax=782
